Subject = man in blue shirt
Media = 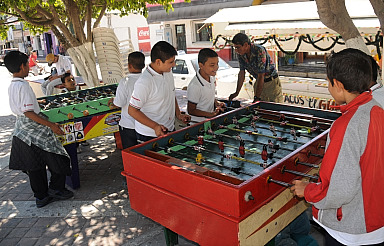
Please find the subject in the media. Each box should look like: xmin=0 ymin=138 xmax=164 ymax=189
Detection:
xmin=229 ymin=33 xmax=283 ymax=103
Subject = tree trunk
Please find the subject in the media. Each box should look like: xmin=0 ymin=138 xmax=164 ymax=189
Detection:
xmin=316 ymin=0 xmax=370 ymax=54
xmin=67 ymin=42 xmax=100 ymax=88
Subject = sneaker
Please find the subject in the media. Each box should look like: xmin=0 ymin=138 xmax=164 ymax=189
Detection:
xmin=36 ymin=196 xmax=54 ymax=208
xmin=48 ymin=188 xmax=74 ymax=200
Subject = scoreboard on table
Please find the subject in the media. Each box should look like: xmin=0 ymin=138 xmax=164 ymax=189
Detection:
xmin=121 ymin=102 xmax=340 ymax=246
xmin=38 ymin=84 xmax=121 ymax=145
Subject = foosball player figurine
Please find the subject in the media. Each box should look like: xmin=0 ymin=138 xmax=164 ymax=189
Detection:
xmin=269 ymin=123 xmax=277 ymax=136
xmin=268 ymin=139 xmax=277 ymax=153
xmin=232 ymin=116 xmax=239 ymax=128
xmin=195 ymin=153 xmax=204 ymax=164
xmin=239 ymin=140 xmax=245 ymax=157
xmin=197 ymin=135 xmax=204 ymax=146
xmin=290 ymin=127 xmax=298 ymax=141
xmin=261 ymin=145 xmax=269 ymax=168
xmin=218 ymin=136 xmax=224 ymax=152
xmin=279 ymin=113 xmax=286 ymax=122
xmin=250 ymin=120 xmax=258 ymax=132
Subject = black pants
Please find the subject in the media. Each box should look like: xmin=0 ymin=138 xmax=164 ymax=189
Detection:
xmin=9 ymin=136 xmax=71 ymax=200
xmin=325 ymin=230 xmax=384 ymax=246
xmin=136 ymin=132 xmax=156 ymax=143
xmin=119 ymin=126 xmax=138 ymax=149
xmin=27 ymin=168 xmax=66 ymax=200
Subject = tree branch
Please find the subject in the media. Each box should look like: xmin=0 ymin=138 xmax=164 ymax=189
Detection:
xmin=13 ymin=4 xmax=53 ymax=26
xmin=93 ymin=1 xmax=107 ymax=29
xmin=316 ymin=0 xmax=360 ymax=40
xmin=369 ymin=0 xmax=384 ymax=32
xmin=63 ymin=0 xmax=87 ymax=43
xmin=86 ymin=0 xmax=92 ymax=42
xmin=49 ymin=4 xmax=80 ymax=47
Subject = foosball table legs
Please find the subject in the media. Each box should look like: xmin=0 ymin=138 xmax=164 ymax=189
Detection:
xmin=64 ymin=143 xmax=80 ymax=189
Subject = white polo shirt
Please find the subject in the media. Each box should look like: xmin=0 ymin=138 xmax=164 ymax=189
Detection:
xmin=187 ymin=71 xmax=216 ymax=113
xmin=114 ymin=73 xmax=141 ymax=129
xmin=9 ymin=78 xmax=40 ymax=116
xmin=129 ymin=66 xmax=175 ymax=137
xmin=372 ymin=83 xmax=384 ymax=107
xmin=56 ymin=55 xmax=72 ymax=75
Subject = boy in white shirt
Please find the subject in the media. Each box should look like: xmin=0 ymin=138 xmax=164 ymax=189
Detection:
xmin=111 ymin=51 xmax=145 ymax=148
xmin=128 ymin=41 xmax=190 ymax=142
xmin=5 ymin=51 xmax=73 ymax=208
xmin=187 ymin=48 xmax=226 ymax=122
xmin=41 ymin=53 xmax=73 ymax=95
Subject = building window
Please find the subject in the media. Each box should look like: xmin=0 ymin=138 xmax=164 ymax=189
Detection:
xmin=195 ymin=23 xmax=212 ymax=42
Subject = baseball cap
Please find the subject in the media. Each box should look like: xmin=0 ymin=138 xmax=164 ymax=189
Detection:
xmin=46 ymin=53 xmax=55 ymax=66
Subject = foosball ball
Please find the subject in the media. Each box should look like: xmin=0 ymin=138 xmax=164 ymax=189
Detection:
xmin=121 ymin=102 xmax=340 ymax=246
xmin=38 ymin=84 xmax=121 ymax=188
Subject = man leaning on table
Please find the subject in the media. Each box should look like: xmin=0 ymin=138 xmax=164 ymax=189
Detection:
xmin=229 ymin=33 xmax=283 ymax=103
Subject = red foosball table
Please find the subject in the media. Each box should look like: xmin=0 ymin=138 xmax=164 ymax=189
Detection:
xmin=121 ymin=102 xmax=340 ymax=246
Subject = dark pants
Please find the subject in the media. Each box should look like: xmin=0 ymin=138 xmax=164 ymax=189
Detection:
xmin=27 ymin=168 xmax=66 ymax=200
xmin=119 ymin=126 xmax=138 ymax=149
xmin=325 ymin=230 xmax=384 ymax=246
xmin=9 ymin=136 xmax=71 ymax=200
xmin=136 ymin=132 xmax=156 ymax=143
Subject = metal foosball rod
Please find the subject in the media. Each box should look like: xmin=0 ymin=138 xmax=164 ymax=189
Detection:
xmin=241 ymin=112 xmax=321 ymax=133
xmin=307 ymin=150 xmax=324 ymax=158
xmin=169 ymin=138 xmax=269 ymax=168
xmin=186 ymin=133 xmax=282 ymax=159
xmin=281 ymin=166 xmax=318 ymax=180
xmin=72 ymin=106 xmax=89 ymax=116
xmin=196 ymin=136 xmax=277 ymax=159
xmin=57 ymin=109 xmax=74 ymax=119
xmin=266 ymin=175 xmax=293 ymax=188
xmin=234 ymin=120 xmax=314 ymax=139
xmin=86 ymin=104 xmax=98 ymax=110
xmin=154 ymin=144 xmax=254 ymax=177
xmin=205 ymin=128 xmax=293 ymax=152
xmin=294 ymin=158 xmax=319 ymax=168
xmin=251 ymin=108 xmax=332 ymax=126
xmin=219 ymin=125 xmax=304 ymax=144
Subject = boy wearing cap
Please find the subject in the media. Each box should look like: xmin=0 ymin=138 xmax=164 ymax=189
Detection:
xmin=41 ymin=53 xmax=72 ymax=95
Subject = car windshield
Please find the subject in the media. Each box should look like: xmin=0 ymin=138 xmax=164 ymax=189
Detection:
xmin=191 ymin=57 xmax=231 ymax=72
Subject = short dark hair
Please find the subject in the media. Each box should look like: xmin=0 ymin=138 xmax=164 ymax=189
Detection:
xmin=368 ymin=55 xmax=379 ymax=84
xmin=327 ymin=48 xmax=372 ymax=93
xmin=232 ymin=33 xmax=251 ymax=46
xmin=198 ymin=48 xmax=218 ymax=64
xmin=128 ymin=51 xmax=145 ymax=70
xmin=150 ymin=41 xmax=177 ymax=63
xmin=61 ymin=72 xmax=72 ymax=84
xmin=4 ymin=51 xmax=28 ymax=73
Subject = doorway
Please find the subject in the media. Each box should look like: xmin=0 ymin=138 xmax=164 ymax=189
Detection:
xmin=175 ymin=24 xmax=186 ymax=53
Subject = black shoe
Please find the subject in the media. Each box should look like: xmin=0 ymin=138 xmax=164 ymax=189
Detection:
xmin=48 ymin=188 xmax=74 ymax=200
xmin=36 ymin=196 xmax=54 ymax=208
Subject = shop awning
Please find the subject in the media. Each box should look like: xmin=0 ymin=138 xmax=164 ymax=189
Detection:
xmin=225 ymin=18 xmax=380 ymax=31
xmin=204 ymin=0 xmax=378 ymax=30
xmin=147 ymin=0 xmax=253 ymax=24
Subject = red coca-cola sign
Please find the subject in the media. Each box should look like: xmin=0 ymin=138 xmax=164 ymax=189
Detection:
xmin=138 ymin=27 xmax=150 ymax=40
xmin=138 ymin=27 xmax=151 ymax=52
